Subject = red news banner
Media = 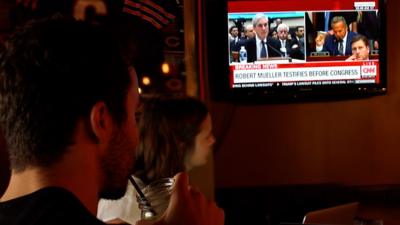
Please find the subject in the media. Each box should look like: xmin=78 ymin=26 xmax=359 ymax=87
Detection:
xmin=230 ymin=61 xmax=379 ymax=85
xmin=228 ymin=0 xmax=379 ymax=12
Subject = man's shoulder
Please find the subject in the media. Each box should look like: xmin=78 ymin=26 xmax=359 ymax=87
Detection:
xmin=267 ymin=37 xmax=279 ymax=42
xmin=243 ymin=37 xmax=256 ymax=44
xmin=325 ymin=34 xmax=335 ymax=42
xmin=288 ymin=39 xmax=297 ymax=46
xmin=0 ymin=187 xmax=105 ymax=225
xmin=348 ymin=31 xmax=357 ymax=38
xmin=323 ymin=34 xmax=336 ymax=47
xmin=267 ymin=37 xmax=280 ymax=46
xmin=238 ymin=38 xmax=256 ymax=49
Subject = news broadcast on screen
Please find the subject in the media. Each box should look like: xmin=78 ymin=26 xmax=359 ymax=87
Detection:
xmin=227 ymin=0 xmax=380 ymax=89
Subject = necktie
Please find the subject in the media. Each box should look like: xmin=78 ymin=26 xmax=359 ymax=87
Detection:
xmin=281 ymin=40 xmax=287 ymax=57
xmin=338 ymin=41 xmax=344 ymax=56
xmin=261 ymin=40 xmax=267 ymax=58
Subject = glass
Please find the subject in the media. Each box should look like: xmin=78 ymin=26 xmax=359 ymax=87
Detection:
xmin=231 ymin=51 xmax=239 ymax=62
xmin=136 ymin=178 xmax=175 ymax=220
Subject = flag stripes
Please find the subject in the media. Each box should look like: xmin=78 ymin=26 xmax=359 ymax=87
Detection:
xmin=123 ymin=0 xmax=176 ymax=29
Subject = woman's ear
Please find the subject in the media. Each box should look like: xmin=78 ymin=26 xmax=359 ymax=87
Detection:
xmin=89 ymin=101 xmax=114 ymax=147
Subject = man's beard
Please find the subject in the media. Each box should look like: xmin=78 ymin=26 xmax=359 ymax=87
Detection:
xmin=98 ymin=129 xmax=136 ymax=200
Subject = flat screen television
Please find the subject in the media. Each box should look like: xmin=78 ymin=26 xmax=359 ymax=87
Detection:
xmin=202 ymin=0 xmax=387 ymax=102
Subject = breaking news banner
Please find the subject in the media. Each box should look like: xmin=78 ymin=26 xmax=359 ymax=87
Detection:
xmin=231 ymin=61 xmax=378 ymax=84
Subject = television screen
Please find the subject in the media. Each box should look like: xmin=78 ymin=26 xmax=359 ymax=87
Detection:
xmin=204 ymin=0 xmax=386 ymax=102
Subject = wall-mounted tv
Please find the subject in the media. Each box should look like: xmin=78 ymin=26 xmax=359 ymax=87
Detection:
xmin=203 ymin=0 xmax=387 ymax=102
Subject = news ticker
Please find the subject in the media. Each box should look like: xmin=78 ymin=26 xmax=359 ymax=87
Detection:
xmin=230 ymin=61 xmax=379 ymax=88
xmin=232 ymin=79 xmax=376 ymax=88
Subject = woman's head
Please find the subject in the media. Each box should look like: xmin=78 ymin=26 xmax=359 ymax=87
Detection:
xmin=133 ymin=96 xmax=215 ymax=183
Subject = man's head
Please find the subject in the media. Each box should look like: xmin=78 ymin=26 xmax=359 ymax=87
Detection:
xmin=275 ymin=18 xmax=282 ymax=26
xmin=271 ymin=30 xmax=278 ymax=39
xmin=229 ymin=26 xmax=239 ymax=38
xmin=331 ymin=16 xmax=348 ymax=41
xmin=0 ymin=16 xmax=139 ymax=199
xmin=350 ymin=34 xmax=370 ymax=60
xmin=244 ymin=24 xmax=254 ymax=39
xmin=295 ymin=26 xmax=304 ymax=38
xmin=252 ymin=13 xmax=269 ymax=40
xmin=277 ymin=23 xmax=289 ymax=40
xmin=133 ymin=96 xmax=212 ymax=183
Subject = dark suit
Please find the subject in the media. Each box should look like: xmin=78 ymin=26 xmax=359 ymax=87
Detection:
xmin=230 ymin=37 xmax=244 ymax=62
xmin=236 ymin=37 xmax=281 ymax=63
xmin=230 ymin=37 xmax=243 ymax=53
xmin=292 ymin=36 xmax=304 ymax=49
xmin=322 ymin=31 xmax=357 ymax=56
xmin=278 ymin=39 xmax=292 ymax=53
xmin=278 ymin=39 xmax=305 ymax=60
xmin=357 ymin=11 xmax=379 ymax=42
xmin=313 ymin=12 xmax=358 ymax=32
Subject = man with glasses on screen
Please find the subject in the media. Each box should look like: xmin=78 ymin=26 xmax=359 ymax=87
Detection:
xmin=276 ymin=23 xmax=304 ymax=60
xmin=236 ymin=13 xmax=281 ymax=62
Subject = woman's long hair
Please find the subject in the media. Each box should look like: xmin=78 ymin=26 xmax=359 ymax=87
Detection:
xmin=133 ymin=96 xmax=208 ymax=184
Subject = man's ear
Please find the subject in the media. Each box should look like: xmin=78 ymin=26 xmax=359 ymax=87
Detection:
xmin=90 ymin=101 xmax=114 ymax=146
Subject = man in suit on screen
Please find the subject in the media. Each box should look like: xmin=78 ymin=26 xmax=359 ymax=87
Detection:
xmin=236 ymin=13 xmax=281 ymax=62
xmin=323 ymin=16 xmax=357 ymax=56
xmin=276 ymin=23 xmax=304 ymax=60
xmin=346 ymin=34 xmax=370 ymax=61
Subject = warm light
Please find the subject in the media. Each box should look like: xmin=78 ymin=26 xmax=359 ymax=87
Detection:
xmin=138 ymin=87 xmax=142 ymax=94
xmin=161 ymin=63 xmax=170 ymax=74
xmin=142 ymin=76 xmax=151 ymax=86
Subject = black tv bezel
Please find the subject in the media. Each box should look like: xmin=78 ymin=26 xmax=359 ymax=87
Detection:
xmin=202 ymin=0 xmax=387 ymax=103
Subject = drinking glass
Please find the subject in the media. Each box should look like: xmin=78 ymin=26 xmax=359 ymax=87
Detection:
xmin=136 ymin=178 xmax=175 ymax=220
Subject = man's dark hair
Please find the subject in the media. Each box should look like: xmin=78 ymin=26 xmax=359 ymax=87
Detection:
xmin=351 ymin=34 xmax=369 ymax=47
xmin=229 ymin=25 xmax=238 ymax=34
xmin=331 ymin=16 xmax=347 ymax=28
xmin=296 ymin=26 xmax=304 ymax=32
xmin=0 ymin=16 xmax=131 ymax=171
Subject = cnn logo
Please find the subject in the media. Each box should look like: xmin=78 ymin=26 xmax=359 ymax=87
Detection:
xmin=361 ymin=65 xmax=377 ymax=76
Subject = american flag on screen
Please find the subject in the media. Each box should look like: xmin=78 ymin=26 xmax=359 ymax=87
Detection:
xmin=123 ymin=0 xmax=177 ymax=29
